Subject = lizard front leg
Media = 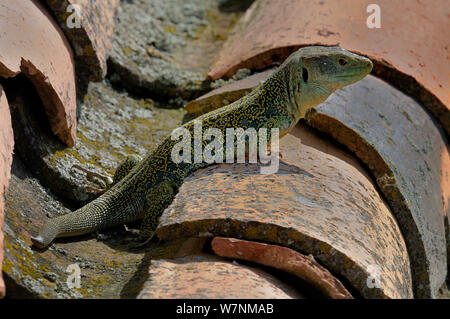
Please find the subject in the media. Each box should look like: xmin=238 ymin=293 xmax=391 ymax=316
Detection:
xmin=136 ymin=180 xmax=177 ymax=246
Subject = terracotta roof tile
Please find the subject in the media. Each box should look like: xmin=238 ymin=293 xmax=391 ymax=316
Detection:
xmin=138 ymin=254 xmax=305 ymax=299
xmin=186 ymin=70 xmax=276 ymax=117
xmin=308 ymin=76 xmax=449 ymax=298
xmin=157 ymin=125 xmax=413 ymax=298
xmin=44 ymin=0 xmax=119 ymax=81
xmin=186 ymin=71 xmax=449 ymax=298
xmin=208 ymin=0 xmax=450 ymax=135
xmin=0 ymin=85 xmax=13 ymax=299
xmin=0 ymin=0 xmax=77 ymax=146
xmin=211 ymin=237 xmax=353 ymax=299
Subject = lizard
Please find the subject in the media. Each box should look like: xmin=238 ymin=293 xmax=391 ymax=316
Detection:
xmin=31 ymin=46 xmax=373 ymax=249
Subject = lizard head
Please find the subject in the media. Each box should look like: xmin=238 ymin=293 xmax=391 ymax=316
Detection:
xmin=284 ymin=46 xmax=373 ymax=115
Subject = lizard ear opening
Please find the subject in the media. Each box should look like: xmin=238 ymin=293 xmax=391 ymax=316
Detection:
xmin=302 ymin=67 xmax=309 ymax=83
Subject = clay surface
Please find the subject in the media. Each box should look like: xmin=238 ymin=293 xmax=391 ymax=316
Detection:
xmin=209 ymin=0 xmax=450 ymax=134
xmin=307 ymin=76 xmax=448 ymax=298
xmin=138 ymin=254 xmax=305 ymax=299
xmin=212 ymin=237 xmax=353 ymax=299
xmin=0 ymin=0 xmax=77 ymax=146
xmin=45 ymin=0 xmax=120 ymax=81
xmin=157 ymin=125 xmax=413 ymax=298
xmin=185 ymin=71 xmax=449 ymax=298
xmin=0 ymin=85 xmax=14 ymax=298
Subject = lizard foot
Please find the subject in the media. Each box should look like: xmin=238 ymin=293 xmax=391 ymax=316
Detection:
xmin=72 ymin=164 xmax=113 ymax=194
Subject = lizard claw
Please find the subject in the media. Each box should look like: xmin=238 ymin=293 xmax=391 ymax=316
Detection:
xmin=72 ymin=165 xmax=113 ymax=192
xmin=85 ymin=186 xmax=106 ymax=195
xmin=131 ymin=233 xmax=156 ymax=250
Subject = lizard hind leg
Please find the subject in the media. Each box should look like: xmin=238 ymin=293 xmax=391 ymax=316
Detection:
xmin=136 ymin=180 xmax=176 ymax=246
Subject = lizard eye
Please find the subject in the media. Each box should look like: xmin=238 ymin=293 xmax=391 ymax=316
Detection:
xmin=338 ymin=58 xmax=348 ymax=66
xmin=302 ymin=67 xmax=309 ymax=82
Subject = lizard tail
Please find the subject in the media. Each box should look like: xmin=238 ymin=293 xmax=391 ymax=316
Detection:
xmin=31 ymin=208 xmax=98 ymax=249
xmin=31 ymin=199 xmax=119 ymax=249
xmin=31 ymin=218 xmax=61 ymax=249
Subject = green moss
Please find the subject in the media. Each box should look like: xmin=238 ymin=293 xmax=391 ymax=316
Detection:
xmin=265 ymin=226 xmax=278 ymax=243
xmin=163 ymin=25 xmax=176 ymax=34
xmin=319 ymin=242 xmax=331 ymax=254
xmin=244 ymin=225 xmax=259 ymax=239
xmin=138 ymin=98 xmax=155 ymax=109
xmin=3 ymin=236 xmax=56 ymax=299
xmin=83 ymin=46 xmax=95 ymax=57
xmin=288 ymin=230 xmax=304 ymax=242
xmin=401 ymin=109 xmax=413 ymax=123
xmin=122 ymin=46 xmax=135 ymax=57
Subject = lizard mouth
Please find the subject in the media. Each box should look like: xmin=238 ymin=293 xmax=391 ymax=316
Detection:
xmin=335 ymin=68 xmax=370 ymax=79
xmin=336 ymin=73 xmax=361 ymax=78
xmin=333 ymin=69 xmax=370 ymax=82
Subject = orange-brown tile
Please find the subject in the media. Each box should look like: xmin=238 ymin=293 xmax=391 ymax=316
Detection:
xmin=157 ymin=127 xmax=413 ymax=298
xmin=0 ymin=0 xmax=77 ymax=146
xmin=44 ymin=0 xmax=120 ymax=81
xmin=307 ymin=75 xmax=448 ymax=298
xmin=138 ymin=254 xmax=304 ymax=299
xmin=209 ymin=0 xmax=450 ymax=134
xmin=185 ymin=71 xmax=449 ymax=298
xmin=212 ymin=237 xmax=353 ymax=299
xmin=0 ymin=85 xmax=14 ymax=298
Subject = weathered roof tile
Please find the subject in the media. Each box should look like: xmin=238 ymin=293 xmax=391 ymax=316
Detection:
xmin=138 ymin=254 xmax=305 ymax=299
xmin=211 ymin=237 xmax=353 ymax=299
xmin=0 ymin=0 xmax=77 ymax=146
xmin=209 ymin=0 xmax=450 ymax=134
xmin=157 ymin=126 xmax=413 ymax=298
xmin=186 ymin=71 xmax=449 ymax=298
xmin=0 ymin=85 xmax=14 ymax=298
xmin=307 ymin=75 xmax=449 ymax=298
xmin=44 ymin=0 xmax=120 ymax=81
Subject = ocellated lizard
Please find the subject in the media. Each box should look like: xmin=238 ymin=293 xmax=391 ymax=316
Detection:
xmin=31 ymin=46 xmax=372 ymax=248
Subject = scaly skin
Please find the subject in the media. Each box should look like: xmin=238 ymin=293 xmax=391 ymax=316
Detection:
xmin=31 ymin=46 xmax=372 ymax=248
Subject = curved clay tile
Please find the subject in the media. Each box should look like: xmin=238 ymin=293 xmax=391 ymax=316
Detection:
xmin=157 ymin=126 xmax=413 ymax=299
xmin=138 ymin=254 xmax=305 ymax=299
xmin=0 ymin=0 xmax=77 ymax=146
xmin=44 ymin=0 xmax=119 ymax=81
xmin=186 ymin=69 xmax=276 ymax=117
xmin=208 ymin=0 xmax=450 ymax=135
xmin=0 ymin=85 xmax=14 ymax=298
xmin=185 ymin=71 xmax=449 ymax=298
xmin=211 ymin=237 xmax=353 ymax=299
xmin=307 ymin=75 xmax=449 ymax=299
